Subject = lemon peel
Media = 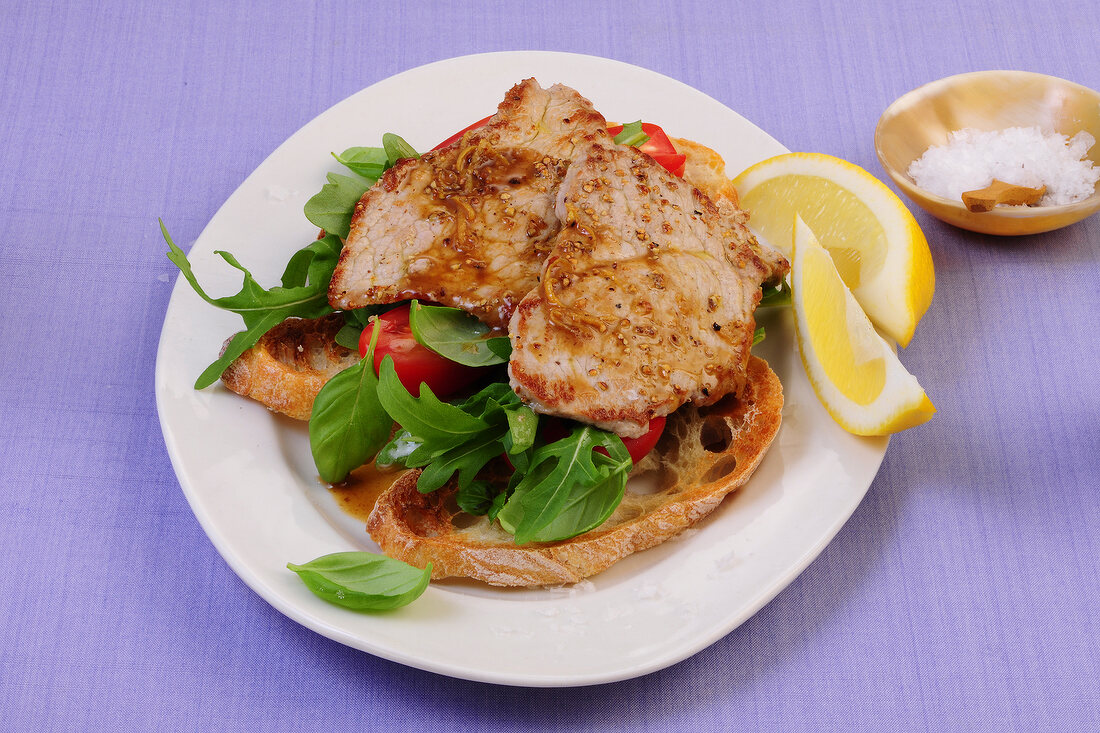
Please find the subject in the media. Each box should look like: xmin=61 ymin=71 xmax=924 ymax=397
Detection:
xmin=733 ymin=153 xmax=934 ymax=347
xmin=791 ymin=216 xmax=935 ymax=435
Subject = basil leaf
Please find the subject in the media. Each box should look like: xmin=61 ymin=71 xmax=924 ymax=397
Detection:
xmin=287 ymin=552 xmax=431 ymax=611
xmin=309 ymin=320 xmax=390 ymax=483
xmin=497 ymin=425 xmax=632 ymax=544
xmin=333 ymin=304 xmax=405 ymax=351
xmin=382 ymin=133 xmax=420 ymax=166
xmin=304 ymin=172 xmax=373 ymax=239
xmin=332 ymin=147 xmax=388 ymax=180
xmin=753 ymin=326 xmax=765 ymax=346
xmin=759 ymin=280 xmax=792 ymax=308
xmin=334 ymin=322 xmax=362 ymax=350
xmin=487 ymin=336 xmax=512 ymax=360
xmin=162 ymin=222 xmax=339 ymax=388
xmin=407 ymin=301 xmax=510 ymax=366
xmin=613 ymin=120 xmax=650 ymax=148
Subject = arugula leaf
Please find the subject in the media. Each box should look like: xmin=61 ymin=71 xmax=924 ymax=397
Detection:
xmin=303 ymin=172 xmax=373 ymax=238
xmin=279 ymin=235 xmax=342 ymax=289
xmin=496 ymin=425 xmax=631 ymax=545
xmin=287 ymin=552 xmax=431 ymax=611
xmin=759 ymin=280 xmax=792 ymax=308
xmin=375 ymin=374 xmax=537 ymax=494
xmin=307 ymin=133 xmax=418 ymax=238
xmin=456 ymin=480 xmax=496 ymax=515
xmin=407 ymin=301 xmax=511 ymax=366
xmin=455 ymin=481 xmax=509 ymax=521
xmin=162 ymin=222 xmax=340 ymax=388
xmin=332 ymin=146 xmax=388 ymax=179
xmin=376 ymin=357 xmax=490 ymax=447
xmin=415 ymin=431 xmax=507 ymax=492
xmin=382 ymin=133 xmax=420 ymax=166
xmin=308 ymin=320 xmax=391 ymax=483
xmin=487 ymin=491 xmax=508 ymax=522
xmin=613 ymin=120 xmax=650 ymax=147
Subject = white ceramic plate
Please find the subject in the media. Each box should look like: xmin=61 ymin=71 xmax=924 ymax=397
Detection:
xmin=156 ymin=51 xmax=888 ymax=686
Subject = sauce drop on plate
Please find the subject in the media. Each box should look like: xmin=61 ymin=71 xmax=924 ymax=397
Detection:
xmin=329 ymin=462 xmax=409 ymax=523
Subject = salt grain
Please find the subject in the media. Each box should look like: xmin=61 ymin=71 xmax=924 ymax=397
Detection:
xmin=907 ymin=126 xmax=1099 ymax=207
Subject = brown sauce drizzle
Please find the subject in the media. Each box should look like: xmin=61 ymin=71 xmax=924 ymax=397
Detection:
xmin=400 ymin=143 xmax=566 ymax=327
xmin=329 ymin=462 xmax=410 ymax=524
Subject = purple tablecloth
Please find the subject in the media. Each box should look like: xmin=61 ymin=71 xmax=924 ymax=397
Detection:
xmin=3 ymin=0 xmax=1098 ymax=729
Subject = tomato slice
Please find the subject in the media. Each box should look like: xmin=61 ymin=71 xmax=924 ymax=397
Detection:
xmin=606 ymin=122 xmax=685 ymax=177
xmin=614 ymin=416 xmax=666 ymax=464
xmin=432 ymin=115 xmax=494 ymax=151
xmin=649 ymin=152 xmax=686 ymax=177
xmin=359 ymin=305 xmax=486 ymax=397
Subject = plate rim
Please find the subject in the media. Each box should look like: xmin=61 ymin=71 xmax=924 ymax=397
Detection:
xmin=155 ymin=50 xmax=888 ymax=687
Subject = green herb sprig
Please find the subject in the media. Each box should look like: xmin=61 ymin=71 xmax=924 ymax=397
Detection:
xmin=163 ymin=223 xmax=342 ymax=388
xmin=612 ymin=120 xmax=651 ymax=147
xmin=496 ymin=425 xmax=631 ymax=545
xmin=374 ymin=361 xmax=536 ymax=493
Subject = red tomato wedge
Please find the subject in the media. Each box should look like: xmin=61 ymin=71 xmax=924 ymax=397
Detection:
xmin=540 ymin=415 xmax=667 ymax=465
xmin=432 ymin=115 xmax=493 ymax=151
xmin=433 ymin=117 xmax=686 ymax=177
xmin=359 ymin=305 xmax=486 ymax=398
xmin=606 ymin=122 xmax=686 ymax=177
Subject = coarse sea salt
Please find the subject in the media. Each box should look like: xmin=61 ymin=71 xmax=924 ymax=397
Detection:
xmin=907 ymin=126 xmax=1099 ymax=207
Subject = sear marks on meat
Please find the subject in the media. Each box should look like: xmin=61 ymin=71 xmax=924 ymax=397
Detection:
xmin=508 ymin=143 xmax=789 ymax=438
xmin=328 ymin=78 xmax=610 ymax=329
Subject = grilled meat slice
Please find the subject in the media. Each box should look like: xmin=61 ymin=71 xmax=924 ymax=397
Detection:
xmin=508 ymin=143 xmax=789 ymax=438
xmin=328 ymin=78 xmax=610 ymax=329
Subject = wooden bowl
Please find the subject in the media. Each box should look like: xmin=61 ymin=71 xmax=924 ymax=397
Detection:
xmin=874 ymin=71 xmax=1100 ymax=235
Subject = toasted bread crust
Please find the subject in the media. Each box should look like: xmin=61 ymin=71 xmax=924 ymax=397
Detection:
xmin=674 ymin=136 xmax=742 ymax=207
xmin=368 ymin=356 xmax=782 ymax=586
xmin=220 ymin=314 xmax=359 ymax=420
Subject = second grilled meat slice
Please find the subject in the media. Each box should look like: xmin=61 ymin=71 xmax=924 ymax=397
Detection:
xmin=508 ymin=143 xmax=789 ymax=438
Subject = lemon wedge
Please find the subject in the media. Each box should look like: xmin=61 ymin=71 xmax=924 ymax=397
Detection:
xmin=732 ymin=153 xmax=934 ymax=347
xmin=792 ymin=216 xmax=935 ymax=435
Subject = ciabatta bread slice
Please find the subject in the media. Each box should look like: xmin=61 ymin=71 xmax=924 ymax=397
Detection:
xmin=220 ymin=313 xmax=358 ymax=420
xmin=367 ymin=355 xmax=782 ymax=586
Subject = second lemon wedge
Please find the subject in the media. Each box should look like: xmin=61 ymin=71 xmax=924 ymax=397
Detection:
xmin=792 ymin=216 xmax=935 ymax=435
xmin=733 ymin=153 xmax=934 ymax=347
